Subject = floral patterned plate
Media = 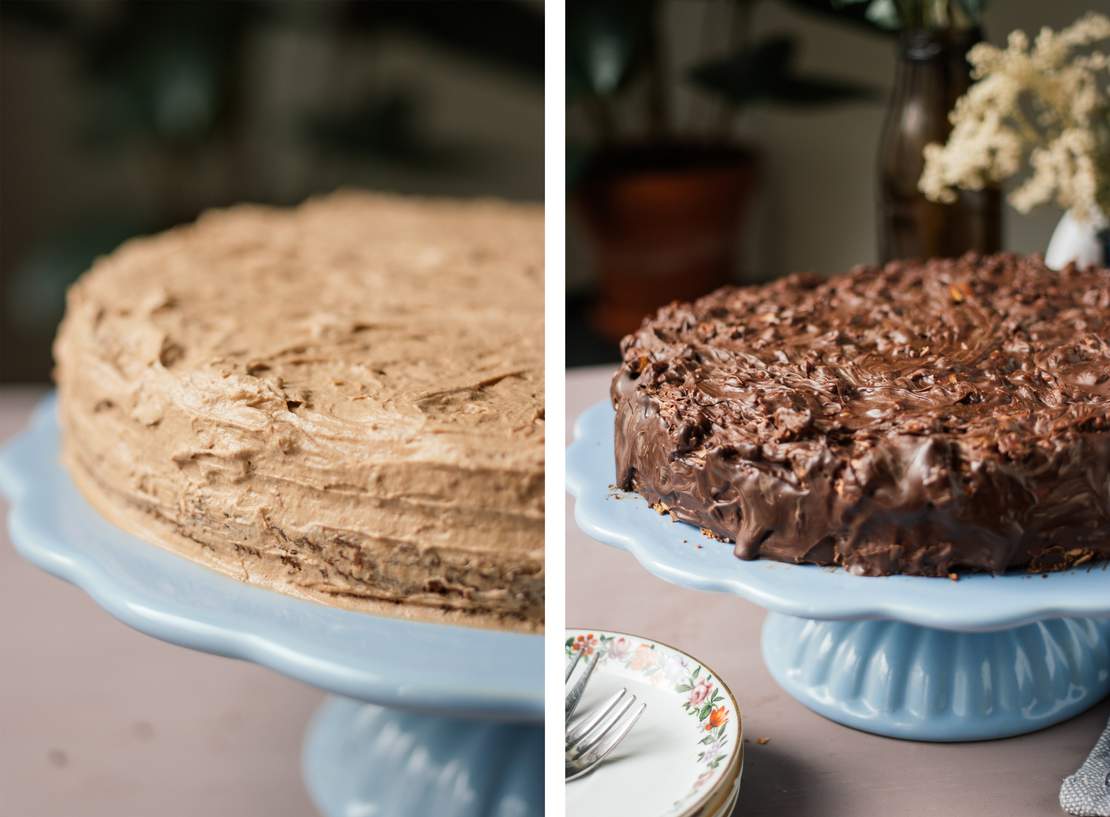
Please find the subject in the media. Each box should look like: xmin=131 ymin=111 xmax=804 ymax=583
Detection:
xmin=566 ymin=629 xmax=743 ymax=817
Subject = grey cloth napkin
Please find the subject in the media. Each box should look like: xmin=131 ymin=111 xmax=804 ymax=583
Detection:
xmin=1061 ymin=717 xmax=1110 ymax=816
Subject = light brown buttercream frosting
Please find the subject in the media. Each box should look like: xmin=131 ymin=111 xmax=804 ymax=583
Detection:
xmin=54 ymin=192 xmax=544 ymax=631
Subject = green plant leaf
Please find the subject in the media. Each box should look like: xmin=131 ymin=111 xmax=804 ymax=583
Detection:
xmin=954 ymin=0 xmax=987 ymax=23
xmin=567 ymin=0 xmax=655 ymax=102
xmin=337 ymin=1 xmax=543 ymax=82
xmin=864 ymin=0 xmax=901 ymax=30
xmin=689 ymin=35 xmax=880 ymax=109
xmin=303 ymin=89 xmax=465 ymax=166
xmin=779 ymin=0 xmax=898 ymax=35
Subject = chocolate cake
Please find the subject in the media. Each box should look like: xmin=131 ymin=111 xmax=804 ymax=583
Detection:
xmin=55 ymin=192 xmax=543 ymax=630
xmin=612 ymin=253 xmax=1110 ymax=577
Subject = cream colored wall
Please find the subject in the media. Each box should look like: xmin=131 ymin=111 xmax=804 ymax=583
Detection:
xmin=567 ymin=0 xmax=1097 ymax=289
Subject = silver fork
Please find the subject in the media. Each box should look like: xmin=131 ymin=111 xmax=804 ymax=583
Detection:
xmin=565 ymin=648 xmax=599 ymax=718
xmin=565 ymin=651 xmax=647 ymax=780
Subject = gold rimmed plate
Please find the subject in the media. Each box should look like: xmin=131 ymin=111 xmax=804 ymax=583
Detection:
xmin=566 ymin=628 xmax=743 ymax=817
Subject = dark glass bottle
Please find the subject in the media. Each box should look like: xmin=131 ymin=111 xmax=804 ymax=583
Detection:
xmin=878 ymin=29 xmax=1001 ymax=262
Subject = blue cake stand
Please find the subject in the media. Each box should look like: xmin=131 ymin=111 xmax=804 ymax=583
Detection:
xmin=568 ymin=400 xmax=1110 ymax=742
xmin=0 ymin=396 xmax=542 ymax=817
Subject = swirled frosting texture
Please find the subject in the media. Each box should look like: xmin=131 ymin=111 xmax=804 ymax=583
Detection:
xmin=55 ymin=192 xmax=543 ymax=630
xmin=613 ymin=253 xmax=1110 ymax=576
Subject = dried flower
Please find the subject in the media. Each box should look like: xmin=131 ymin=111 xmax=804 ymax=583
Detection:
xmin=919 ymin=13 xmax=1110 ymax=222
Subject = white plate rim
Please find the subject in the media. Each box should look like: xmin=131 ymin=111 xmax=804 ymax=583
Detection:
xmin=566 ymin=626 xmax=744 ymax=817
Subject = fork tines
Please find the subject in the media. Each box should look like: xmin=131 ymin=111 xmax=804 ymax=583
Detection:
xmin=565 ymin=650 xmax=600 ymax=717
xmin=565 ymin=685 xmax=647 ymax=781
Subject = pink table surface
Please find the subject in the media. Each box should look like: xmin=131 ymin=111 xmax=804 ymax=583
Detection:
xmin=566 ymin=365 xmax=1110 ymax=817
xmin=0 ymin=389 xmax=319 ymax=817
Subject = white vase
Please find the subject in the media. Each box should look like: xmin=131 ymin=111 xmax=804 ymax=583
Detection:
xmin=1044 ymin=208 xmax=1109 ymax=270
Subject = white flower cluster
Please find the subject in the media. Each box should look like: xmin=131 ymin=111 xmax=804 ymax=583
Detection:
xmin=919 ymin=12 xmax=1110 ymax=222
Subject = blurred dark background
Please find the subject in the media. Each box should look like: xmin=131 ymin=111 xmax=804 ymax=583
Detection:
xmin=566 ymin=0 xmax=1089 ymax=367
xmin=0 ymin=0 xmax=543 ymax=383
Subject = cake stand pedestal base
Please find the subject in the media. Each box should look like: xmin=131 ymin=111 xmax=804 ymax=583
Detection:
xmin=763 ymin=613 xmax=1110 ymax=742
xmin=303 ymin=698 xmax=543 ymax=817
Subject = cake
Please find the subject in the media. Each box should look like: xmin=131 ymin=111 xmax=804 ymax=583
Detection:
xmin=54 ymin=192 xmax=544 ymax=631
xmin=612 ymin=253 xmax=1110 ymax=577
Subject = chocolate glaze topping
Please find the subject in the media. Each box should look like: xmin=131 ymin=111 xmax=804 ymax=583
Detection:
xmin=612 ymin=253 xmax=1110 ymax=576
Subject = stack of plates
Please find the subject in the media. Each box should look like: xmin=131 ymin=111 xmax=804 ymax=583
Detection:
xmin=566 ymin=629 xmax=744 ymax=817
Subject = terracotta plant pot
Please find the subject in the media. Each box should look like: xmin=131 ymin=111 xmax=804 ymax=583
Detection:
xmin=575 ymin=144 xmax=757 ymax=343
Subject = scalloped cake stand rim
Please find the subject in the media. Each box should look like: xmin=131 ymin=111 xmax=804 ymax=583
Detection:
xmin=0 ymin=394 xmax=542 ymax=722
xmin=568 ymin=400 xmax=1110 ymax=633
